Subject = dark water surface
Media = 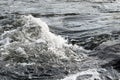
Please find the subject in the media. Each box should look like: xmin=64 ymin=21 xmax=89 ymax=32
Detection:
xmin=0 ymin=0 xmax=120 ymax=80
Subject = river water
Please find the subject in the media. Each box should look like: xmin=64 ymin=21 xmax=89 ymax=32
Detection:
xmin=0 ymin=0 xmax=120 ymax=80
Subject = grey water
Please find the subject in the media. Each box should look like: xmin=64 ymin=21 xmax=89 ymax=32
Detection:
xmin=0 ymin=0 xmax=120 ymax=80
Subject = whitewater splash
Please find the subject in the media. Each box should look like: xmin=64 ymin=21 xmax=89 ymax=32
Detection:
xmin=61 ymin=69 xmax=102 ymax=80
xmin=0 ymin=15 xmax=87 ymax=64
xmin=0 ymin=15 xmax=120 ymax=80
xmin=22 ymin=15 xmax=87 ymax=60
xmin=61 ymin=68 xmax=120 ymax=80
xmin=0 ymin=15 xmax=89 ymax=80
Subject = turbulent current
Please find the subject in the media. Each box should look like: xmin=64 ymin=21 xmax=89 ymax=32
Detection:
xmin=0 ymin=15 xmax=88 ymax=80
xmin=1 ymin=0 xmax=120 ymax=80
xmin=0 ymin=14 xmax=119 ymax=80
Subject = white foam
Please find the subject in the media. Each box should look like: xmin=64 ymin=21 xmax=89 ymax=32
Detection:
xmin=21 ymin=15 xmax=87 ymax=60
xmin=0 ymin=37 xmax=11 ymax=48
xmin=0 ymin=15 xmax=87 ymax=62
xmin=61 ymin=69 xmax=102 ymax=80
xmin=0 ymin=29 xmax=16 ymax=48
xmin=24 ymin=15 xmax=68 ymax=58
xmin=17 ymin=62 xmax=35 ymax=66
xmin=16 ymin=47 xmax=26 ymax=55
xmin=23 ymin=15 xmax=67 ymax=49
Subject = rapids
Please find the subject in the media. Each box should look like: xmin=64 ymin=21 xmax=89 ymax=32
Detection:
xmin=0 ymin=0 xmax=120 ymax=80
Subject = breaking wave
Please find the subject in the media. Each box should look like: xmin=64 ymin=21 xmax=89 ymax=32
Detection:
xmin=0 ymin=15 xmax=87 ymax=61
xmin=0 ymin=15 xmax=119 ymax=80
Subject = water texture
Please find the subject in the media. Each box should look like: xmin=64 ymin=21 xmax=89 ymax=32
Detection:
xmin=0 ymin=0 xmax=120 ymax=80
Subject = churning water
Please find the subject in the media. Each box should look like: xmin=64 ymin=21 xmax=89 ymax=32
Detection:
xmin=0 ymin=14 xmax=119 ymax=80
xmin=0 ymin=0 xmax=120 ymax=80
